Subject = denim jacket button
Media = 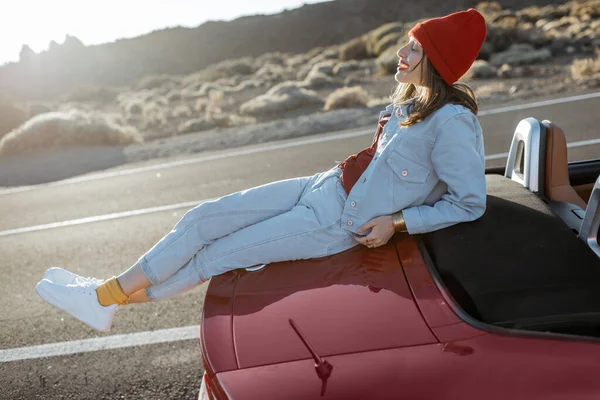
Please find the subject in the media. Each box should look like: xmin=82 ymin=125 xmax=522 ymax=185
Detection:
xmin=361 ymin=177 xmax=366 ymax=183
xmin=401 ymin=170 xmax=408 ymax=177
xmin=347 ymin=220 xmax=354 ymax=226
xmin=351 ymin=201 xmax=356 ymax=207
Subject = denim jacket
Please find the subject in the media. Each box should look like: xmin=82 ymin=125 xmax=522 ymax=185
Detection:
xmin=341 ymin=100 xmax=486 ymax=235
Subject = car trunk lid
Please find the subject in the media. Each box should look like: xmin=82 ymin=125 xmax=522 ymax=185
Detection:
xmin=202 ymin=243 xmax=437 ymax=370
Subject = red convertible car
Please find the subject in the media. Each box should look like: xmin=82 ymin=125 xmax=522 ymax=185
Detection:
xmin=198 ymin=117 xmax=600 ymax=399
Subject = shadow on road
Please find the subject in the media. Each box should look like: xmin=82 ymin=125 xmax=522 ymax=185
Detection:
xmin=0 ymin=145 xmax=127 ymax=186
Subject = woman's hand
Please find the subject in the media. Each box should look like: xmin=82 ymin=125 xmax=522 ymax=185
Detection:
xmin=354 ymin=216 xmax=395 ymax=248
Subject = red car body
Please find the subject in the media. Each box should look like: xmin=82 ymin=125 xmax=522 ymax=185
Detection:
xmin=200 ymin=231 xmax=600 ymax=399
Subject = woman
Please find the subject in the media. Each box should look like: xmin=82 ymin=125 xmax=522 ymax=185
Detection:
xmin=36 ymin=8 xmax=488 ymax=332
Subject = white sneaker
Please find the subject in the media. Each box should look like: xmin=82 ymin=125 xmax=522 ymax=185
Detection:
xmin=44 ymin=267 xmax=104 ymax=286
xmin=35 ymin=278 xmax=118 ymax=332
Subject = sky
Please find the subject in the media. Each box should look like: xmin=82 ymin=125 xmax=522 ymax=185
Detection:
xmin=0 ymin=0 xmax=329 ymax=64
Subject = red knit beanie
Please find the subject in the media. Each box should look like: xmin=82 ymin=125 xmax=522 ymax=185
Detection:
xmin=408 ymin=8 xmax=487 ymax=85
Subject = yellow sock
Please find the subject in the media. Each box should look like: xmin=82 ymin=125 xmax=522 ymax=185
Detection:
xmin=96 ymin=277 xmax=130 ymax=306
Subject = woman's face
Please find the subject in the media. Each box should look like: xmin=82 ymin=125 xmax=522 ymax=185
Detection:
xmin=395 ymin=37 xmax=425 ymax=86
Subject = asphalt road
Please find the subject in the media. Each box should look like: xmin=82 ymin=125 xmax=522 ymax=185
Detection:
xmin=1 ymin=92 xmax=599 ymax=399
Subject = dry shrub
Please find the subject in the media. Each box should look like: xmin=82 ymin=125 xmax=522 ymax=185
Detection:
xmin=178 ymin=117 xmax=218 ymax=134
xmin=167 ymin=90 xmax=183 ymax=102
xmin=302 ymin=71 xmax=336 ymax=89
xmin=486 ymin=15 xmax=521 ymax=53
xmin=185 ymin=66 xmax=230 ymax=85
xmin=231 ymin=79 xmax=262 ymax=92
xmin=474 ymin=81 xmax=507 ymax=98
xmin=124 ymin=100 xmax=144 ymax=116
xmin=571 ymin=51 xmax=600 ymax=79
xmin=339 ymin=37 xmax=368 ymax=61
xmin=255 ymin=52 xmax=289 ymax=66
xmin=374 ymin=32 xmax=403 ymax=56
xmin=196 ymin=79 xmax=260 ymax=97
xmin=475 ymin=1 xmax=503 ymax=18
xmin=497 ymin=63 xmax=538 ymax=78
xmin=118 ymin=91 xmax=153 ymax=116
xmin=332 ymin=60 xmax=361 ymax=75
xmin=180 ymin=89 xmax=205 ymax=101
xmin=310 ymin=47 xmax=341 ymax=65
xmin=489 ymin=43 xmax=552 ymax=66
xmin=306 ymin=47 xmax=325 ymax=59
xmin=255 ymin=64 xmax=288 ymax=83
xmin=180 ymin=71 xmax=209 ymax=91
xmin=118 ymin=92 xmax=170 ymax=130
xmin=297 ymin=60 xmax=337 ymax=81
xmin=365 ymin=22 xmax=405 ymax=56
xmin=134 ymin=74 xmax=181 ymax=90
xmin=194 ymin=98 xmax=209 ymax=113
xmin=0 ymin=96 xmax=28 ymax=139
xmin=324 ymin=86 xmax=371 ymax=111
xmin=517 ymin=4 xmax=569 ymax=22
xmin=171 ymin=104 xmax=192 ymax=119
xmin=287 ymin=54 xmax=310 ymax=69
xmin=312 ymin=60 xmax=338 ymax=74
xmin=570 ymin=0 xmax=600 ymax=19
xmin=0 ymin=110 xmax=142 ymax=156
xmin=215 ymin=75 xmax=243 ymax=87
xmin=206 ymin=90 xmax=224 ymax=118
xmin=376 ymin=45 xmax=401 ymax=74
xmin=229 ymin=114 xmax=256 ymax=127
xmin=465 ymin=60 xmax=498 ymax=79
xmin=61 ymin=85 xmax=120 ymax=103
xmin=141 ymin=102 xmax=167 ymax=129
xmin=239 ymin=82 xmax=323 ymax=117
xmin=177 ymin=112 xmax=250 ymax=135
xmin=215 ymin=58 xmax=255 ymax=77
xmin=198 ymin=82 xmax=228 ymax=96
xmin=152 ymin=95 xmax=170 ymax=107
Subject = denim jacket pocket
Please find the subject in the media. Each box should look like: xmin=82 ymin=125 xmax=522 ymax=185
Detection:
xmin=386 ymin=150 xmax=430 ymax=184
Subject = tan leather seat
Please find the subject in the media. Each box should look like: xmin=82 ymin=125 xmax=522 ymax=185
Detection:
xmin=544 ymin=121 xmax=587 ymax=209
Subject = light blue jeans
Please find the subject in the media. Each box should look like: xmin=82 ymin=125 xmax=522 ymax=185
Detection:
xmin=137 ymin=166 xmax=359 ymax=301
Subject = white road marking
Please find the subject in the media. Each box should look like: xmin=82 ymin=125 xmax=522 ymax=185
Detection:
xmin=486 ymin=152 xmax=509 ymax=161
xmin=567 ymin=137 xmax=600 ymax=148
xmin=1 ymin=91 xmax=599 ymax=196
xmin=0 ymin=325 xmax=199 ymax=363
xmin=483 ymin=137 xmax=600 ymax=161
xmin=477 ymin=91 xmax=600 ymax=116
xmin=1 ymin=137 xmax=598 ymax=238
xmin=0 ymin=199 xmax=213 ymax=237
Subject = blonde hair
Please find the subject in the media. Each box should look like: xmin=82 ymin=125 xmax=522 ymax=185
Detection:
xmin=390 ymin=55 xmax=478 ymax=127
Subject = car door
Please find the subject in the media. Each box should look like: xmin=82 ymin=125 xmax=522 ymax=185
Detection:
xmin=399 ymin=230 xmax=600 ymax=400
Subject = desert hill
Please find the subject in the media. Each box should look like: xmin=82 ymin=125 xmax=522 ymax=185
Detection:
xmin=0 ymin=0 xmax=567 ymax=100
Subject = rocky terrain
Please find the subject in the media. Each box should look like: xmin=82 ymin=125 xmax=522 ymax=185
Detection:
xmin=0 ymin=0 xmax=598 ymax=185
xmin=0 ymin=0 xmax=573 ymax=100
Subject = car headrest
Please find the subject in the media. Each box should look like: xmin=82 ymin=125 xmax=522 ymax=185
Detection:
xmin=542 ymin=120 xmax=587 ymax=209
xmin=505 ymin=117 xmax=546 ymax=193
xmin=579 ymin=175 xmax=600 ymax=257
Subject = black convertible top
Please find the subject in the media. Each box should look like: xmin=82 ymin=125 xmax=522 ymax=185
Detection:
xmin=422 ymin=174 xmax=600 ymax=329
